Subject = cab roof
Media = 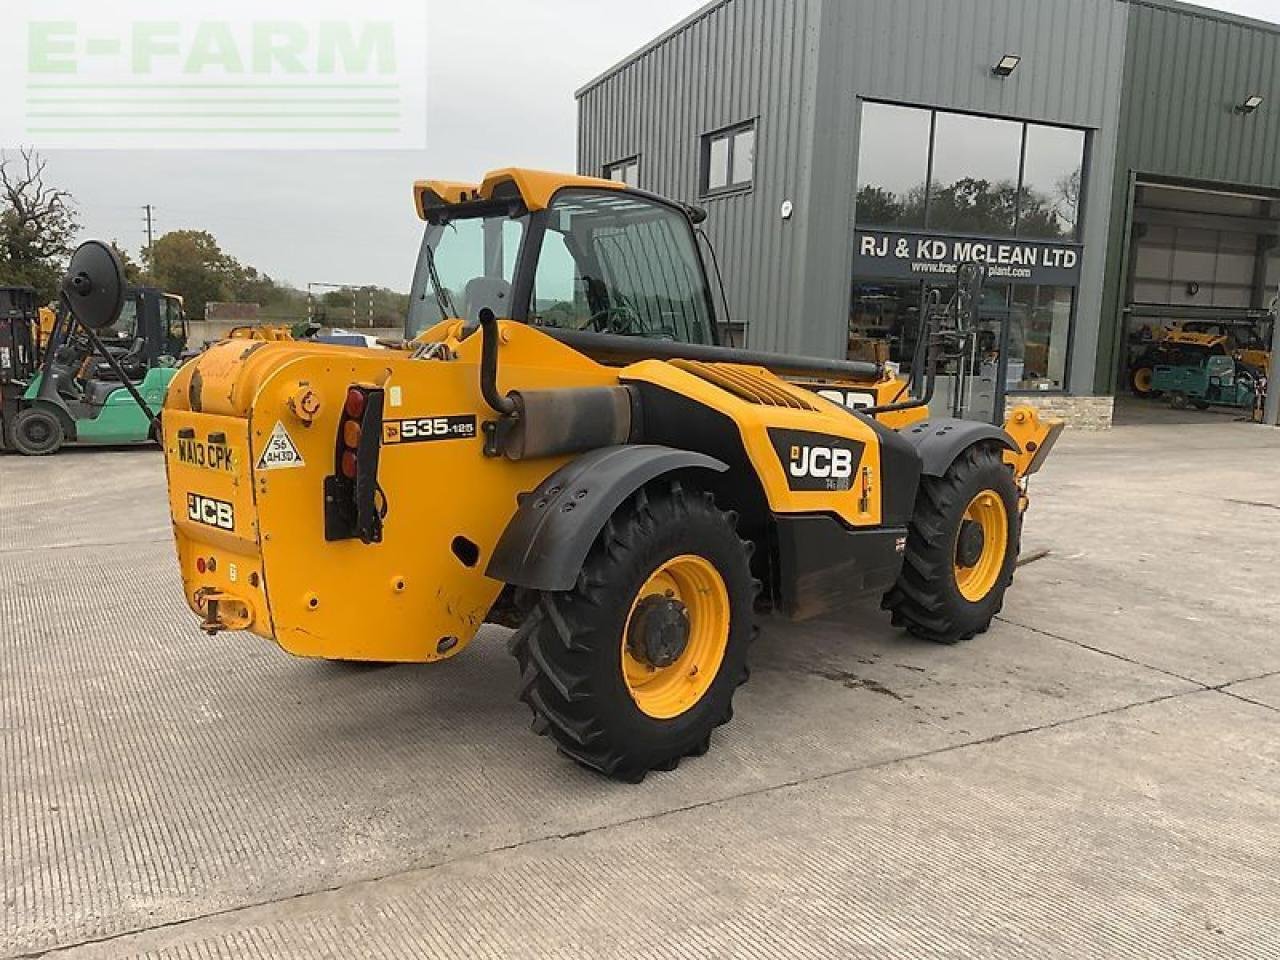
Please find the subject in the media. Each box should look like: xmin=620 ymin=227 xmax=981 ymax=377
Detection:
xmin=412 ymin=167 xmax=625 ymax=219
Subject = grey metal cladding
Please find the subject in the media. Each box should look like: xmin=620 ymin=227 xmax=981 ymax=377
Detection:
xmin=577 ymin=0 xmax=828 ymax=357
xmin=578 ymin=0 xmax=1130 ymax=394
xmin=1093 ymin=0 xmax=1280 ymax=394
xmin=1120 ymin=0 xmax=1280 ymax=188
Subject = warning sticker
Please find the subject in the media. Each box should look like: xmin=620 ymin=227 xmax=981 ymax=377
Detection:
xmin=257 ymin=421 xmax=305 ymax=471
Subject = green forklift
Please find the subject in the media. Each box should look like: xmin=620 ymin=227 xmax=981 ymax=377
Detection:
xmin=1 ymin=282 xmax=186 ymax=456
xmin=1151 ymin=348 xmax=1266 ymax=416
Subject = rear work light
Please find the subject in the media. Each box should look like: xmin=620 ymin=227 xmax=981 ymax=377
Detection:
xmin=325 ymin=384 xmax=388 ymax=544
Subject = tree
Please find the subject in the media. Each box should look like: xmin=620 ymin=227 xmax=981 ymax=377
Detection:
xmin=855 ymin=183 xmax=926 ymax=229
xmin=927 ymin=177 xmax=1020 ymax=236
xmin=145 ymin=229 xmax=245 ymax=318
xmin=0 ymin=147 xmax=79 ymax=302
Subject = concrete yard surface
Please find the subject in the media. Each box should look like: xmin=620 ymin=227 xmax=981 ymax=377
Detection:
xmin=2 ymin=416 xmax=1278 ymax=958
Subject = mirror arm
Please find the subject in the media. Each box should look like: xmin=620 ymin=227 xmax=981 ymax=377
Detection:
xmin=63 ymin=296 xmax=159 ymax=428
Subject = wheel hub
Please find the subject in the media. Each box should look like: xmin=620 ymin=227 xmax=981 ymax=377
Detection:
xmin=627 ymin=595 xmax=691 ymax=668
xmin=956 ymin=518 xmax=986 ymax=568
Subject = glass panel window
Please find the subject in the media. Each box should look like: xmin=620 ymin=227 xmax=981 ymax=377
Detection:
xmin=850 ymin=278 xmax=924 ymax=371
xmin=605 ymin=158 xmax=640 ymax=187
xmin=703 ymin=122 xmax=755 ymax=195
xmin=408 ymin=213 xmax=527 ymax=334
xmin=707 ymin=137 xmax=730 ymax=191
xmin=531 ymin=231 xmax=591 ymax=330
xmin=535 ymin=191 xmax=716 ymax=344
xmin=731 ymin=127 xmax=755 ymax=185
xmin=1019 ymin=125 xmax=1086 ymax=240
xmin=1009 ymin=285 xmax=1072 ymax=390
xmin=928 ymin=113 xmax=1023 ymax=236
xmin=162 ymin=296 xmax=186 ymax=355
xmin=855 ymin=103 xmax=931 ymax=228
xmin=100 ymin=295 xmax=140 ymax=345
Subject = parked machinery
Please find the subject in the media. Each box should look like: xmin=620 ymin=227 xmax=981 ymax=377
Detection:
xmin=1 ymin=282 xmax=184 ymax=455
xmin=1129 ymin=316 xmax=1272 ymax=398
xmin=57 ymin=170 xmax=1063 ymax=781
xmin=1152 ymin=348 xmax=1266 ymax=415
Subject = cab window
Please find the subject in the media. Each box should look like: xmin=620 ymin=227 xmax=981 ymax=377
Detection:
xmin=530 ymin=191 xmax=716 ymax=344
xmin=99 ymin=296 xmax=139 ymax=345
xmin=163 ymin=297 xmax=187 ymax=355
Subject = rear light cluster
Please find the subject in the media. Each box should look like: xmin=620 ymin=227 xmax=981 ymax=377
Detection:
xmin=325 ymin=384 xmax=387 ymax=545
xmin=340 ymin=388 xmax=367 ymax=480
xmin=195 ymin=556 xmax=216 ymax=574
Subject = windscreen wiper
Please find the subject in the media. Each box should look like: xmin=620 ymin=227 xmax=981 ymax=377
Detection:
xmin=422 ymin=240 xmax=461 ymax=321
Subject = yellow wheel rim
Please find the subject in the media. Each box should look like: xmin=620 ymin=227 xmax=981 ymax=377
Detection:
xmin=953 ymin=491 xmax=1009 ymax=603
xmin=1134 ymin=368 xmax=1153 ymax=393
xmin=621 ymin=554 xmax=730 ymax=720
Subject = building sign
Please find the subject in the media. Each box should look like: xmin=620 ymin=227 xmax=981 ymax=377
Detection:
xmin=854 ymin=228 xmax=1083 ymax=287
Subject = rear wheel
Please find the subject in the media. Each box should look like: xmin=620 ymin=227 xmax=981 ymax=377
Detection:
xmin=883 ymin=444 xmax=1019 ymax=645
xmin=509 ymin=482 xmax=755 ymax=782
xmin=1130 ymin=365 xmax=1156 ymax=397
xmin=9 ymin=407 xmax=65 ymax=456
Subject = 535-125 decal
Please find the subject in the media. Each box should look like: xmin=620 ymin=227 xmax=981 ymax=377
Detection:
xmin=382 ymin=415 xmax=477 ymax=445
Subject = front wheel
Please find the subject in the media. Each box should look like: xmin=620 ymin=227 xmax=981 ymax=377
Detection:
xmin=883 ymin=444 xmax=1019 ymax=645
xmin=9 ymin=407 xmax=65 ymax=456
xmin=509 ymin=482 xmax=756 ymax=782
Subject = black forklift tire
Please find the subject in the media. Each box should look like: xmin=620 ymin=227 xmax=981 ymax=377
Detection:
xmin=1192 ymin=399 xmax=1211 ymax=411
xmin=9 ymin=407 xmax=65 ymax=456
xmin=1169 ymin=392 xmax=1189 ymax=411
xmin=508 ymin=481 xmax=756 ymax=782
xmin=883 ymin=443 xmax=1020 ymax=646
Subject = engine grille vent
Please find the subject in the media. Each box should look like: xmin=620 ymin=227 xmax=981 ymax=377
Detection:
xmin=670 ymin=359 xmax=819 ymax=411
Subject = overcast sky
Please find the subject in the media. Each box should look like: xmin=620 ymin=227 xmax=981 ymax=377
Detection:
xmin=37 ymin=0 xmax=1280 ymax=293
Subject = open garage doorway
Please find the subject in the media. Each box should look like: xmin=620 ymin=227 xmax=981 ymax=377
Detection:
xmin=1117 ymin=178 xmax=1278 ymax=426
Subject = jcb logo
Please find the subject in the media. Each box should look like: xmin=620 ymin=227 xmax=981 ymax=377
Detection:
xmin=769 ymin=428 xmax=863 ymax=493
xmin=789 ymin=445 xmax=855 ymax=480
xmin=186 ymin=493 xmax=235 ymax=531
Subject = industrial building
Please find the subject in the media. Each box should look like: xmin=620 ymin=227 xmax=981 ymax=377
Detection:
xmin=577 ymin=0 xmax=1280 ymax=424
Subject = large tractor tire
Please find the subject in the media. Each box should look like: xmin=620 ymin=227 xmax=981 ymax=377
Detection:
xmin=883 ymin=443 xmax=1019 ymax=646
xmin=509 ymin=482 xmax=755 ymax=782
xmin=9 ymin=407 xmax=65 ymax=456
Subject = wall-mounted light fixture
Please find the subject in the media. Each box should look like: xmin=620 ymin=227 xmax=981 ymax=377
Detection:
xmin=1237 ymin=95 xmax=1265 ymax=114
xmin=992 ymin=54 xmax=1021 ymax=78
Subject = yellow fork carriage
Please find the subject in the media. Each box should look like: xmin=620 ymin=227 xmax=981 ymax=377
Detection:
xmin=138 ymin=169 xmax=1061 ymax=781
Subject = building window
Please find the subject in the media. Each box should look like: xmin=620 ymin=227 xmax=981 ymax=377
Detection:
xmin=1020 ymin=126 xmax=1086 ymax=241
xmin=853 ymin=103 xmax=1086 ymax=392
xmin=702 ymin=122 xmax=755 ymax=195
xmin=1009 ymin=285 xmax=1073 ymax=390
xmin=604 ymin=157 xmax=640 ymax=187
xmin=928 ymin=112 xmax=1024 ymax=236
xmin=850 ymin=277 xmax=1072 ymax=392
xmin=854 ymin=102 xmax=1086 ymax=241
xmin=849 ymin=279 xmax=924 ymax=369
xmin=855 ymin=103 xmax=931 ymax=229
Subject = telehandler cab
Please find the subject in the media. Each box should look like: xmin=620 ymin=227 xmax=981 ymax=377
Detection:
xmin=65 ymin=170 xmax=1061 ymax=781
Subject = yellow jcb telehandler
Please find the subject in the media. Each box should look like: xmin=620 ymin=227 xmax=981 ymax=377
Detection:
xmin=62 ymin=170 xmax=1062 ymax=781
